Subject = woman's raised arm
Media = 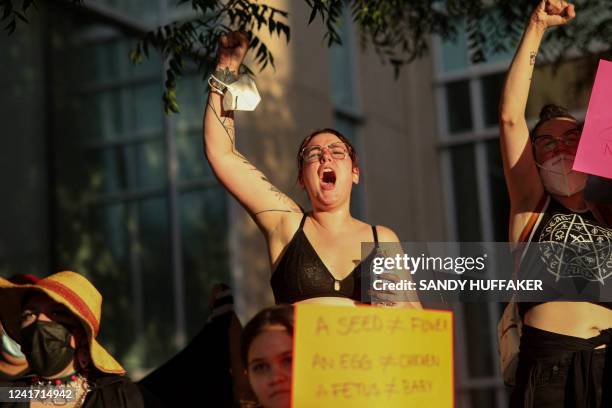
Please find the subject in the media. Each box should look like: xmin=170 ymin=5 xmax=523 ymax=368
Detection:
xmin=203 ymin=32 xmax=301 ymax=236
xmin=499 ymin=0 xmax=575 ymax=213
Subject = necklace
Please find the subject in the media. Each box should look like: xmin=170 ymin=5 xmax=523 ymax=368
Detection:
xmin=30 ymin=373 xmax=90 ymax=407
xmin=31 ymin=372 xmax=81 ymax=386
xmin=73 ymin=379 xmax=90 ymax=408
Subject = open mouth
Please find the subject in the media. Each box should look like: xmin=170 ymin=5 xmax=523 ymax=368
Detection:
xmin=321 ymin=168 xmax=336 ymax=185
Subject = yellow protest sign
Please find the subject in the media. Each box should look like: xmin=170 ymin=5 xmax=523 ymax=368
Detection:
xmin=292 ymin=305 xmax=454 ymax=408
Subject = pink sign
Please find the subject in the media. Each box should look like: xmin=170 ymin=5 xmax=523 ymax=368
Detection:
xmin=573 ymin=59 xmax=612 ymax=180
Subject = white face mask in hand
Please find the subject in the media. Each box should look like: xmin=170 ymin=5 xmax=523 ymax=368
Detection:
xmin=1 ymin=331 xmax=25 ymax=359
xmin=537 ymin=153 xmax=587 ymax=197
xmin=213 ymin=74 xmax=261 ymax=112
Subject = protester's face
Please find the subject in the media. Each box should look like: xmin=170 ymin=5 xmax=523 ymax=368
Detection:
xmin=533 ymin=118 xmax=581 ymax=164
xmin=247 ymin=325 xmax=293 ymax=408
xmin=20 ymin=292 xmax=79 ymax=348
xmin=299 ymin=133 xmax=358 ymax=210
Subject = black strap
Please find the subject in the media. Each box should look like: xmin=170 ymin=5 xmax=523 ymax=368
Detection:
xmin=371 ymin=225 xmax=379 ymax=246
xmin=299 ymin=213 xmax=308 ymax=229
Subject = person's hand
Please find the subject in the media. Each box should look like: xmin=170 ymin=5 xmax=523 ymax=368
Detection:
xmin=216 ymin=31 xmax=249 ymax=74
xmin=531 ymin=0 xmax=575 ymax=29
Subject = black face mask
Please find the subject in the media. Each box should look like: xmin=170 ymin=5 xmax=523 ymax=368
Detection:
xmin=20 ymin=321 xmax=75 ymax=378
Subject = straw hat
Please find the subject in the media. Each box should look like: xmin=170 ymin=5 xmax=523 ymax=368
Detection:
xmin=0 ymin=271 xmax=125 ymax=375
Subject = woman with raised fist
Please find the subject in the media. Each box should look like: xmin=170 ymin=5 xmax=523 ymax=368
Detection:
xmin=203 ymin=32 xmax=420 ymax=308
xmin=499 ymin=0 xmax=612 ymax=406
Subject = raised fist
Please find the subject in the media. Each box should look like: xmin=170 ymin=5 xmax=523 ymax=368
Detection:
xmin=532 ymin=0 xmax=576 ymax=28
xmin=216 ymin=31 xmax=249 ymax=73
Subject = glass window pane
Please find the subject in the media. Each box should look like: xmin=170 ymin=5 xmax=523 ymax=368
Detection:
xmin=56 ymin=203 xmax=135 ymax=371
xmin=130 ymin=83 xmax=164 ymax=133
xmin=93 ymin=0 xmax=159 ymax=23
xmin=330 ymin=45 xmax=355 ymax=108
xmin=486 ymin=139 xmax=510 ymax=241
xmin=177 ymin=131 xmax=213 ymax=182
xmin=168 ymin=0 xmax=197 ymax=20
xmin=73 ymin=39 xmax=162 ymax=86
xmin=180 ymin=188 xmax=229 ymax=337
xmin=0 ymin=18 xmax=49 ymax=276
xmin=73 ymin=40 xmax=120 ymax=84
xmin=47 ymin=3 xmax=229 ymax=378
xmin=441 ymin=11 xmax=514 ymax=73
xmin=83 ymin=140 xmax=166 ymax=194
xmin=176 ymin=74 xmax=207 ymax=130
xmin=329 ymin=6 xmax=356 ymax=109
xmin=128 ymin=140 xmax=166 ymax=190
xmin=126 ymin=40 xmax=163 ymax=80
xmin=450 ymin=145 xmax=481 ymax=241
xmin=138 ymin=197 xmax=174 ymax=367
xmin=481 ymin=73 xmax=506 ymax=127
xmin=78 ymin=90 xmax=123 ymax=142
xmin=175 ymin=73 xmax=208 ymax=183
xmin=445 ymin=80 xmax=473 ymax=134
xmin=479 ymin=10 xmax=517 ymax=65
xmin=334 ymin=116 xmax=363 ymax=218
xmin=85 ymin=146 xmax=128 ymax=194
xmin=440 ymin=20 xmax=469 ymax=73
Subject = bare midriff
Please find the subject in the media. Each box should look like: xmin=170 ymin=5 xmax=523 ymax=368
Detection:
xmin=524 ymin=302 xmax=612 ymax=343
xmin=294 ymin=297 xmax=356 ymax=306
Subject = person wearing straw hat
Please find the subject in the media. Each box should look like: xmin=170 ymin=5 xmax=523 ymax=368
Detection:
xmin=0 ymin=275 xmax=39 ymax=386
xmin=0 ymin=271 xmax=152 ymax=408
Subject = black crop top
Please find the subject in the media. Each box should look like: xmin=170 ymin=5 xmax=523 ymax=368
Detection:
xmin=517 ymin=196 xmax=612 ymax=317
xmin=271 ymin=213 xmax=379 ymax=304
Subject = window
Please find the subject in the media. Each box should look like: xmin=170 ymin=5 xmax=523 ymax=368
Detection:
xmin=434 ymin=14 xmax=514 ymax=408
xmin=329 ymin=5 xmax=365 ymax=218
xmin=47 ymin=1 xmax=229 ymax=375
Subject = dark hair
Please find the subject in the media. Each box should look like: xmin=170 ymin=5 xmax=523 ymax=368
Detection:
xmin=21 ymin=290 xmax=85 ymax=335
xmin=530 ymin=104 xmax=578 ymax=140
xmin=297 ymin=128 xmax=358 ymax=182
xmin=21 ymin=290 xmax=48 ymax=312
xmin=241 ymin=305 xmax=294 ymax=367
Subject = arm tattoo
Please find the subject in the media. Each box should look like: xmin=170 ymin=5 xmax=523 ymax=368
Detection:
xmin=259 ymin=173 xmax=302 ymax=212
xmin=254 ymin=209 xmax=296 ymax=215
xmin=208 ymin=96 xmax=284 ymax=199
xmin=258 ymin=174 xmax=296 ymax=205
xmin=207 ymin=97 xmax=301 ymax=214
xmin=529 ymin=51 xmax=536 ymax=66
xmin=208 ymin=98 xmax=236 ymax=151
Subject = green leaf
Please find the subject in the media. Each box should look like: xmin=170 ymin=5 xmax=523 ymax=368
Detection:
xmin=308 ymin=6 xmax=318 ymax=25
xmin=2 ymin=3 xmax=13 ymax=21
xmin=14 ymin=10 xmax=27 ymax=23
xmin=129 ymin=48 xmax=142 ymax=63
xmin=7 ymin=19 xmax=16 ymax=34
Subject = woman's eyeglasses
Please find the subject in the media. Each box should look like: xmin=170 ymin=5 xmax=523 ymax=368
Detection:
xmin=533 ymin=127 xmax=581 ymax=153
xmin=300 ymin=142 xmax=349 ymax=163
